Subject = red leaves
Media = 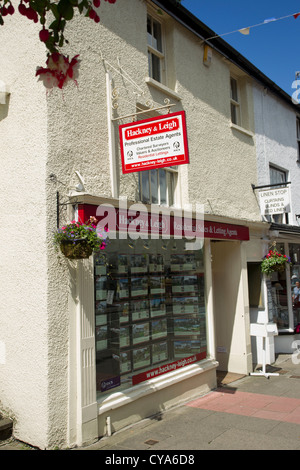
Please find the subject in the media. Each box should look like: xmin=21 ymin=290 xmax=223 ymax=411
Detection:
xmin=17 ymin=1 xmax=38 ymax=22
xmin=36 ymin=53 xmax=80 ymax=90
xmin=39 ymin=28 xmax=50 ymax=42
xmin=1 ymin=1 xmax=14 ymax=16
xmin=89 ymin=7 xmax=100 ymax=22
xmin=0 ymin=0 xmax=117 ymax=88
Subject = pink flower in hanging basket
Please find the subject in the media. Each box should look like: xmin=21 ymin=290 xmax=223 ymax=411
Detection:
xmin=261 ymin=245 xmax=292 ymax=275
xmin=36 ymin=52 xmax=80 ymax=90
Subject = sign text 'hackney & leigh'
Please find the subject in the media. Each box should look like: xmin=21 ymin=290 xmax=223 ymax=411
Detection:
xmin=78 ymin=204 xmax=250 ymax=241
xmin=119 ymin=111 xmax=189 ymax=174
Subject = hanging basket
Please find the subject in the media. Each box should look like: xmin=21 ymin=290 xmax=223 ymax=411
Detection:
xmin=60 ymin=240 xmax=93 ymax=259
xmin=261 ymin=243 xmax=292 ymax=276
xmin=271 ymin=263 xmax=286 ymax=273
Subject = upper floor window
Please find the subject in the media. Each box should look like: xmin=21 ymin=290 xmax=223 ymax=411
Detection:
xmin=296 ymin=117 xmax=300 ymax=161
xmin=269 ymin=165 xmax=289 ymax=224
xmin=270 ymin=165 xmax=287 ymax=187
xmin=230 ymin=77 xmax=240 ymax=125
xmin=147 ymin=14 xmax=164 ymax=83
xmin=139 ymin=167 xmax=178 ymax=207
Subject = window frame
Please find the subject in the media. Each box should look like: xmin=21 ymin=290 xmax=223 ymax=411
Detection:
xmin=269 ymin=165 xmax=287 ymax=186
xmin=147 ymin=13 xmax=165 ymax=84
xmin=269 ymin=164 xmax=289 ymax=224
xmin=230 ymin=76 xmax=241 ymax=126
xmin=139 ymin=166 xmax=179 ymax=207
xmin=296 ymin=117 xmax=300 ymax=162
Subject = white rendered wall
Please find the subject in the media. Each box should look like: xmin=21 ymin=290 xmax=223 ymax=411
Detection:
xmin=0 ymin=13 xmax=50 ymax=447
xmin=50 ymin=1 xmax=262 ymax=220
xmin=253 ymin=83 xmax=300 ymax=224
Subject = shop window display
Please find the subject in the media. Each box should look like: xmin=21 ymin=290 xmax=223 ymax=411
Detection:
xmin=290 ymin=244 xmax=300 ymax=328
xmin=94 ymin=237 xmax=206 ymax=397
xmin=269 ymin=243 xmax=300 ymax=331
xmin=268 ymin=243 xmax=289 ymax=329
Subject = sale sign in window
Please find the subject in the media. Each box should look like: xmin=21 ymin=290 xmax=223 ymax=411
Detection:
xmin=119 ymin=111 xmax=189 ymax=174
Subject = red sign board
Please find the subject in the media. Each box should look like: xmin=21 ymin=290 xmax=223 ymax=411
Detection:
xmin=78 ymin=204 xmax=250 ymax=241
xmin=119 ymin=111 xmax=189 ymax=174
xmin=132 ymin=351 xmax=206 ymax=385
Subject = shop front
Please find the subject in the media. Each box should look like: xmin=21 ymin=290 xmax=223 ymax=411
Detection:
xmin=266 ymin=225 xmax=300 ymax=353
xmin=74 ymin=199 xmax=250 ymax=439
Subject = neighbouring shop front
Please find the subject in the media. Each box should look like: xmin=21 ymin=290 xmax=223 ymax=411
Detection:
xmin=75 ymin=200 xmax=250 ymax=438
xmin=266 ymin=225 xmax=300 ymax=353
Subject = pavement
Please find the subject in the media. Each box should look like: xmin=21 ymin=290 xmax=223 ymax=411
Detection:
xmin=1 ymin=353 xmax=300 ymax=451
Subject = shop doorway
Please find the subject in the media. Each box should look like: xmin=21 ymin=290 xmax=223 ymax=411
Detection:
xmin=247 ymin=262 xmax=270 ymax=365
xmin=211 ymin=240 xmax=251 ymax=374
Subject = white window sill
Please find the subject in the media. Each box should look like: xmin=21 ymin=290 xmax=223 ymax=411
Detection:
xmin=98 ymin=358 xmax=218 ymax=415
xmin=230 ymin=122 xmax=254 ymax=138
xmin=145 ymin=77 xmax=182 ymax=101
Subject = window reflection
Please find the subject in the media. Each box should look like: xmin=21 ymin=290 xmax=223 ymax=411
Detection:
xmin=290 ymin=243 xmax=300 ymax=328
xmin=147 ymin=15 xmax=163 ymax=83
xmin=269 ymin=243 xmax=300 ymax=330
xmin=139 ymin=168 xmax=177 ymax=207
xmin=269 ymin=243 xmax=289 ymax=329
xmin=150 ymin=170 xmax=158 ymax=204
xmin=159 ymin=169 xmax=167 ymax=205
xmin=141 ymin=171 xmax=150 ymax=204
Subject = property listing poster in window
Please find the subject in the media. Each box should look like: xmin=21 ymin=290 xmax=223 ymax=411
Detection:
xmin=152 ymin=341 xmax=168 ymax=364
xmin=149 ymin=254 xmax=163 ymax=273
xmin=131 ymin=299 xmax=150 ymax=321
xmin=150 ymin=298 xmax=166 ymax=317
xmin=130 ymin=254 xmax=148 ymax=274
xmin=173 ymin=340 xmax=202 ymax=359
xmin=117 ymin=254 xmax=129 ymax=274
xmin=131 ymin=277 xmax=148 ymax=297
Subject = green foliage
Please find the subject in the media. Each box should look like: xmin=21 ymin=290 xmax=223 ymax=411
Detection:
xmin=53 ymin=217 xmax=108 ymax=254
xmin=261 ymin=245 xmax=292 ymax=275
xmin=0 ymin=0 xmax=116 ymax=54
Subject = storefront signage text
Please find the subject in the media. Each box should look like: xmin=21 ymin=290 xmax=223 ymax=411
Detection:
xmin=78 ymin=202 xmax=250 ymax=242
xmin=132 ymin=351 xmax=206 ymax=385
xmin=119 ymin=111 xmax=189 ymax=173
xmin=258 ymin=187 xmax=291 ymax=215
xmin=100 ymin=376 xmax=120 ymax=392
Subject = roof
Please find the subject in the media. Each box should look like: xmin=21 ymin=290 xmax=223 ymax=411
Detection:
xmin=271 ymin=223 xmax=300 ymax=235
xmin=151 ymin=0 xmax=300 ymax=112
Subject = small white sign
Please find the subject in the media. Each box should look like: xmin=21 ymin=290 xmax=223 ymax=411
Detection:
xmin=258 ymin=186 xmax=291 ymax=215
xmin=106 ymin=290 xmax=114 ymax=305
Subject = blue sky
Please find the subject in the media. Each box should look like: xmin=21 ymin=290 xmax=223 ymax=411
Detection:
xmin=181 ymin=0 xmax=300 ymax=97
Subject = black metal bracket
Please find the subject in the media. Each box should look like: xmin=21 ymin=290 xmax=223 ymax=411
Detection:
xmin=251 ymin=182 xmax=291 ymax=191
xmin=56 ymin=191 xmax=82 ymax=228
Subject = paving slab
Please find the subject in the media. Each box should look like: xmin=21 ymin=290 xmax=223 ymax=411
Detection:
xmin=1 ymin=353 xmax=300 ymax=451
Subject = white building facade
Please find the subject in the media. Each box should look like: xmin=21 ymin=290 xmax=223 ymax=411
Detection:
xmin=251 ymin=81 xmax=300 ymax=356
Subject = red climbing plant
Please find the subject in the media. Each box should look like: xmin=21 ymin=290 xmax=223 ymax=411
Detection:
xmin=0 ymin=0 xmax=117 ymax=88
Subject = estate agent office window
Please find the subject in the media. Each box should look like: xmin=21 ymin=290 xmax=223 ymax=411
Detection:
xmin=94 ymin=236 xmax=207 ymax=397
xmin=269 ymin=242 xmax=300 ymax=332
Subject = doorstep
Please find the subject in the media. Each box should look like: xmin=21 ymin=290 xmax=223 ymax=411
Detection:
xmin=217 ymin=371 xmax=246 ymax=386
